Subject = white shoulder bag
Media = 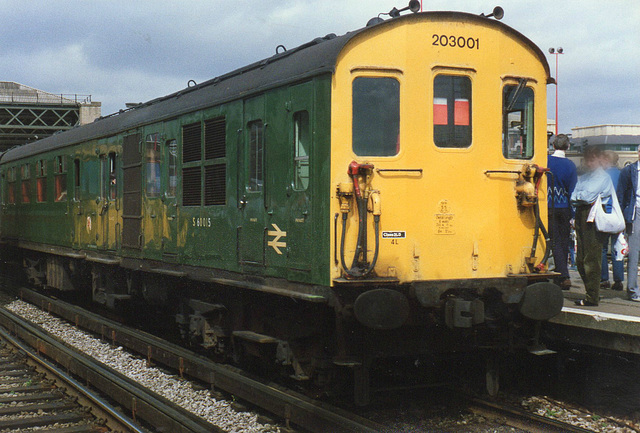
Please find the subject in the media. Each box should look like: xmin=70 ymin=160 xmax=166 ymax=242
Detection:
xmin=586 ymin=189 xmax=625 ymax=234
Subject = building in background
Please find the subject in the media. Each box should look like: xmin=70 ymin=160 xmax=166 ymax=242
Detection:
xmin=0 ymin=82 xmax=101 ymax=152
xmin=569 ymin=124 xmax=640 ymax=166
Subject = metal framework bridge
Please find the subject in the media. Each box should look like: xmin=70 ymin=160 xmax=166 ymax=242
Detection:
xmin=0 ymin=82 xmax=99 ymax=152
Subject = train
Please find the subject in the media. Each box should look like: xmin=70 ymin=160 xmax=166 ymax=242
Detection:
xmin=0 ymin=3 xmax=564 ymax=404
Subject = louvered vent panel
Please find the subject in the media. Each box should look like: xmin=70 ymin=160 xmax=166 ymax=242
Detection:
xmin=182 ymin=166 xmax=201 ymax=206
xmin=182 ymin=122 xmax=202 ymax=163
xmin=204 ymin=118 xmax=226 ymax=160
xmin=123 ymin=134 xmax=141 ymax=166
xmin=204 ymin=165 xmax=226 ymax=206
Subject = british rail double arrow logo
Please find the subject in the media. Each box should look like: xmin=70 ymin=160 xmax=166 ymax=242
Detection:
xmin=267 ymin=224 xmax=287 ymax=254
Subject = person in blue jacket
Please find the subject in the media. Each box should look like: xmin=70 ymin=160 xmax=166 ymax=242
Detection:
xmin=617 ymin=146 xmax=640 ymax=301
xmin=600 ymin=151 xmax=623 ymax=291
xmin=547 ymin=134 xmax=578 ymax=289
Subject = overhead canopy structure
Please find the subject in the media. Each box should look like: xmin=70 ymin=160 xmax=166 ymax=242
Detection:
xmin=0 ymin=82 xmax=100 ymax=152
xmin=570 ymin=124 xmax=640 ymax=152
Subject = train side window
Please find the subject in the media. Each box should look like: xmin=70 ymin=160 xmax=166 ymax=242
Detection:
xmin=100 ymin=155 xmax=107 ymax=200
xmin=20 ymin=163 xmax=31 ymax=203
xmin=54 ymin=156 xmax=67 ymax=202
xmin=352 ymin=77 xmax=400 ymax=156
xmin=293 ymin=111 xmax=310 ymax=191
xmin=108 ymin=152 xmax=116 ymax=200
xmin=166 ymin=140 xmax=177 ymax=198
xmin=74 ymin=158 xmax=80 ymax=201
xmin=145 ymin=133 xmax=161 ymax=198
xmin=502 ymin=85 xmax=534 ymax=159
xmin=248 ymin=120 xmax=264 ymax=192
xmin=36 ymin=160 xmax=47 ymax=203
xmin=7 ymin=167 xmax=16 ymax=204
xmin=433 ymin=75 xmax=472 ymax=148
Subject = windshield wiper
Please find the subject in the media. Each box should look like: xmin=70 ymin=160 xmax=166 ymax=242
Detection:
xmin=506 ymin=78 xmax=528 ymax=112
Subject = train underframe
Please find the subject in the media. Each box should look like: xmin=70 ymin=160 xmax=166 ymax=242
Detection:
xmin=8 ymin=247 xmax=562 ymax=405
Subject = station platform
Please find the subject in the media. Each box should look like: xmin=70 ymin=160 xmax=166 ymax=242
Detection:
xmin=545 ymin=269 xmax=640 ymax=354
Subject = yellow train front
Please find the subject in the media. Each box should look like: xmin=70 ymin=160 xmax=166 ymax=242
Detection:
xmin=327 ymin=7 xmax=563 ymax=397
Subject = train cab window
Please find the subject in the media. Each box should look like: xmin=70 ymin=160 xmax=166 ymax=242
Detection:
xmin=352 ymin=77 xmax=400 ymax=156
xmin=54 ymin=156 xmax=67 ymax=202
xmin=145 ymin=133 xmax=161 ymax=197
xmin=433 ymin=75 xmax=472 ymax=148
xmin=36 ymin=160 xmax=47 ymax=203
xmin=293 ymin=111 xmax=310 ymax=191
xmin=20 ymin=163 xmax=31 ymax=203
xmin=7 ymin=167 xmax=16 ymax=204
xmin=503 ymin=84 xmax=534 ymax=159
xmin=248 ymin=120 xmax=264 ymax=192
xmin=166 ymin=140 xmax=177 ymax=198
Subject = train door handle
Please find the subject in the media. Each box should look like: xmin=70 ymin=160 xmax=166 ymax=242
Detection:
xmin=239 ymin=195 xmax=247 ymax=209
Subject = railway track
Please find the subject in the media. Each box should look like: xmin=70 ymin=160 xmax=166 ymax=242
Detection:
xmin=467 ymin=396 xmax=597 ymax=433
xmin=7 ymin=287 xmax=385 ymax=433
xmin=0 ymin=302 xmax=228 ymax=433
xmin=7 ymin=287 xmax=614 ymax=433
xmin=0 ymin=322 xmax=143 ymax=433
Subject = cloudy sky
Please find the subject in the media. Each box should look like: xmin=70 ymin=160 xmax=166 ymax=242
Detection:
xmin=1 ymin=0 xmax=638 ymax=133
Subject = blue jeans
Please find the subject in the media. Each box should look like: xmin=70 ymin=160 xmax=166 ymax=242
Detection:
xmin=628 ymin=217 xmax=640 ymax=297
xmin=549 ymin=208 xmax=572 ymax=279
xmin=569 ymin=240 xmax=576 ymax=267
xmin=601 ymin=234 xmax=624 ymax=282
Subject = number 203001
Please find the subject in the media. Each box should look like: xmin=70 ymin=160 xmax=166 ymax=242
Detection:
xmin=432 ymin=34 xmax=479 ymax=50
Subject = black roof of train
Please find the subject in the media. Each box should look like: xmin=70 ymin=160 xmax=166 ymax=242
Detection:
xmin=1 ymin=11 xmax=550 ymax=164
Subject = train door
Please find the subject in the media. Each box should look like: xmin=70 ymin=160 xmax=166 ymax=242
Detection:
xmin=238 ymin=96 xmax=266 ymax=267
xmin=287 ymin=83 xmax=314 ymax=271
xmin=98 ymin=152 xmax=119 ymax=250
xmin=122 ymin=133 xmax=142 ymax=249
xmin=71 ymin=157 xmax=82 ymax=248
xmin=162 ymin=130 xmax=179 ymax=257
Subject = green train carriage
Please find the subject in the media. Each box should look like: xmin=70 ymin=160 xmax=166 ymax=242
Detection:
xmin=0 ymin=9 xmax=563 ymax=404
xmin=0 ymin=78 xmax=333 ymax=288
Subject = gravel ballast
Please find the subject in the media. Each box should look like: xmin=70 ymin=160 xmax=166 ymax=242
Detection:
xmin=5 ymin=300 xmax=280 ymax=433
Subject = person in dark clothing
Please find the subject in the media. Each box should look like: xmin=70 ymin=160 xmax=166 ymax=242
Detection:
xmin=617 ymin=147 xmax=640 ymax=302
xmin=547 ymin=134 xmax=578 ymax=289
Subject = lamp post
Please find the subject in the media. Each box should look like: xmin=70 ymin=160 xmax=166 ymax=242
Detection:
xmin=548 ymin=47 xmax=564 ymax=135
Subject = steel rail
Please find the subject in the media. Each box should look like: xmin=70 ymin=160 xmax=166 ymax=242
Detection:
xmin=468 ymin=396 xmax=596 ymax=433
xmin=18 ymin=287 xmax=384 ymax=433
xmin=0 ymin=305 xmax=224 ymax=433
xmin=0 ymin=324 xmax=146 ymax=433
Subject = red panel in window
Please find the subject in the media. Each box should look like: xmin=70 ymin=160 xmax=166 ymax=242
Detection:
xmin=8 ymin=184 xmax=14 ymax=204
xmin=454 ymin=99 xmax=470 ymax=126
xmin=37 ymin=178 xmax=46 ymax=202
xmin=21 ymin=181 xmax=30 ymax=203
xmin=433 ymin=98 xmax=448 ymax=125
